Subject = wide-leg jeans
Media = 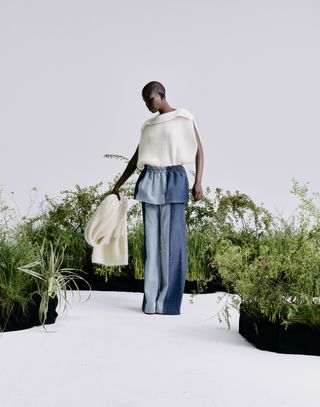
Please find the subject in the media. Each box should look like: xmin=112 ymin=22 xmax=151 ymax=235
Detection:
xmin=134 ymin=164 xmax=189 ymax=315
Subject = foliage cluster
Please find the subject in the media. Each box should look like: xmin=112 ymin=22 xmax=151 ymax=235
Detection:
xmin=212 ymin=179 xmax=320 ymax=329
xmin=1 ymin=152 xmax=320 ymax=331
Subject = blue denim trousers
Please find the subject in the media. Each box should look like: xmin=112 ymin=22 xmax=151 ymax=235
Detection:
xmin=134 ymin=165 xmax=189 ymax=315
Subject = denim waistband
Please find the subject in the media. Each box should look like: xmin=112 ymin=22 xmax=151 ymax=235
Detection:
xmin=144 ymin=164 xmax=185 ymax=172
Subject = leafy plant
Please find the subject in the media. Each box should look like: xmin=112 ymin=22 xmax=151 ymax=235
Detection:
xmin=20 ymin=183 xmax=106 ymax=273
xmin=17 ymin=236 xmax=92 ymax=330
xmin=186 ymin=182 xmax=274 ymax=295
xmin=0 ymin=237 xmax=39 ymax=330
xmin=211 ymin=179 xmax=320 ymax=330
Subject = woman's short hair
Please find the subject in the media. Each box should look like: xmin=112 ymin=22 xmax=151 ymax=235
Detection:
xmin=142 ymin=81 xmax=166 ymax=100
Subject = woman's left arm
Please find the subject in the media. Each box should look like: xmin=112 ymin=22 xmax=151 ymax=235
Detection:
xmin=192 ymin=122 xmax=204 ymax=201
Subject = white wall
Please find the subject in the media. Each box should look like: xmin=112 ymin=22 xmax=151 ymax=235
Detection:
xmin=1 ymin=0 xmax=319 ymax=221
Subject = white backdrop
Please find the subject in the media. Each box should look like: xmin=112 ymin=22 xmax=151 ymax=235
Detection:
xmin=1 ymin=0 xmax=319 ymax=221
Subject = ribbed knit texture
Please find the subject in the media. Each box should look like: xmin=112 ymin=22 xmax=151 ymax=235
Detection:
xmin=136 ymin=108 xmax=199 ymax=171
xmin=84 ymin=193 xmax=128 ymax=266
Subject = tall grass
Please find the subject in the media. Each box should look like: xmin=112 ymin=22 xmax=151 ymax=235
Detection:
xmin=0 ymin=237 xmax=38 ymax=319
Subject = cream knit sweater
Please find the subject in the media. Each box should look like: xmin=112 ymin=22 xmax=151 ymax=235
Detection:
xmin=136 ymin=108 xmax=200 ymax=171
xmin=84 ymin=193 xmax=128 ymax=266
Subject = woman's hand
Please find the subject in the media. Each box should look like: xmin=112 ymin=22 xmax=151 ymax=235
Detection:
xmin=110 ymin=186 xmax=121 ymax=201
xmin=192 ymin=182 xmax=204 ymax=201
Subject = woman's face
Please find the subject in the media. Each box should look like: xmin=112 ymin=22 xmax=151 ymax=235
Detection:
xmin=143 ymin=90 xmax=162 ymax=113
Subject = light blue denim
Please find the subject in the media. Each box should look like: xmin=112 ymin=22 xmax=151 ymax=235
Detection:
xmin=133 ymin=164 xmax=189 ymax=204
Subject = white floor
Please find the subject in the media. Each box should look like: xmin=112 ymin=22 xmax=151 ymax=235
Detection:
xmin=0 ymin=291 xmax=318 ymax=407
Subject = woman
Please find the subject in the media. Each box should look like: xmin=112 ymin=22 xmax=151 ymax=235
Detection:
xmin=110 ymin=81 xmax=204 ymax=315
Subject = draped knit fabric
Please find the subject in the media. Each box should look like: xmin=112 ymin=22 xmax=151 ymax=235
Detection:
xmin=84 ymin=193 xmax=128 ymax=266
xmin=136 ymin=108 xmax=199 ymax=171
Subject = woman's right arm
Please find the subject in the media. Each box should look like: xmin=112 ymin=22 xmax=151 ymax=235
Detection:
xmin=109 ymin=144 xmax=139 ymax=200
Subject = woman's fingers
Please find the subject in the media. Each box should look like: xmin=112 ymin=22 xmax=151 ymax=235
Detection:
xmin=109 ymin=187 xmax=121 ymax=201
xmin=113 ymin=190 xmax=120 ymax=201
xmin=192 ymin=184 xmax=203 ymax=201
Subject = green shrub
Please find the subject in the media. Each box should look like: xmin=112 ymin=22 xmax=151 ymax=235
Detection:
xmin=186 ymin=179 xmax=274 ymax=293
xmin=0 ymin=236 xmax=38 ymax=323
xmin=212 ymin=179 xmax=320 ymax=329
xmin=20 ymin=183 xmax=105 ymax=273
xmin=19 ymin=156 xmax=273 ymax=287
xmin=0 ymin=188 xmax=40 ymax=325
